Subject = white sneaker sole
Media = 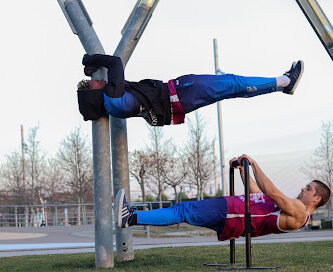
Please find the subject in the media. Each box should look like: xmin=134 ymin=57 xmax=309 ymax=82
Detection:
xmin=289 ymin=60 xmax=304 ymax=95
xmin=115 ymin=189 xmax=125 ymax=228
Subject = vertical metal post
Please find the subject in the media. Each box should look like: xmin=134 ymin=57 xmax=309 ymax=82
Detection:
xmin=83 ymin=205 xmax=87 ymax=225
xmin=213 ymin=39 xmax=226 ymax=196
xmin=25 ymin=207 xmax=28 ymax=227
xmin=57 ymin=0 xmax=113 ymax=268
xmin=243 ymin=159 xmax=252 ymax=268
xmin=64 ymin=208 xmax=68 ymax=227
xmin=295 ymin=0 xmax=333 ymax=61
xmin=55 ymin=206 xmax=58 ymax=226
xmin=15 ymin=207 xmax=18 ymax=227
xmin=229 ymin=167 xmax=235 ymax=265
xmin=111 ymin=0 xmax=160 ymax=262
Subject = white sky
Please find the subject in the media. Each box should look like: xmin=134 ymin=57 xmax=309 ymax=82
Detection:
xmin=0 ymin=0 xmax=332 ymax=198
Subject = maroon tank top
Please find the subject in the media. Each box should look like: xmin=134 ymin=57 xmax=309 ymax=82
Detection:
xmin=218 ymin=193 xmax=309 ymax=241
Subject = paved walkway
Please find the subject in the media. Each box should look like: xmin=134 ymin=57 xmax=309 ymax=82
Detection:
xmin=0 ymin=225 xmax=332 ymax=257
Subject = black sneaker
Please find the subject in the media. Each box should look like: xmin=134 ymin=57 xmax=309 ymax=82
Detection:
xmin=115 ymin=189 xmax=133 ymax=228
xmin=283 ymin=60 xmax=304 ymax=95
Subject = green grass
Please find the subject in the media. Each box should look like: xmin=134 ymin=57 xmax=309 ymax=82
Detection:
xmin=0 ymin=241 xmax=332 ymax=272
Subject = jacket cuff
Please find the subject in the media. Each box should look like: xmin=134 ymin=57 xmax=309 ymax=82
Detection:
xmin=77 ymin=89 xmax=108 ymax=121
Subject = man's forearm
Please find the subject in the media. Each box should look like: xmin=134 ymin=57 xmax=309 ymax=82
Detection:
xmin=239 ymin=167 xmax=261 ymax=193
xmin=251 ymin=161 xmax=278 ymax=196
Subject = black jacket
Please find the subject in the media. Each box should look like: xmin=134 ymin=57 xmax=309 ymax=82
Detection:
xmin=77 ymin=54 xmax=171 ymax=126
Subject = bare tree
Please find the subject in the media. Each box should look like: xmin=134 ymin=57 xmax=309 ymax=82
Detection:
xmin=57 ymin=127 xmax=93 ymax=223
xmin=25 ymin=127 xmax=47 ymax=205
xmin=129 ymin=150 xmax=151 ymax=203
xmin=0 ymin=152 xmax=25 ymax=204
xmin=163 ymin=146 xmax=187 ymax=204
xmin=43 ymin=158 xmax=65 ymax=203
xmin=184 ymin=112 xmax=215 ymax=200
xmin=302 ymin=121 xmax=333 ymax=215
xmin=146 ymin=126 xmax=169 ymax=208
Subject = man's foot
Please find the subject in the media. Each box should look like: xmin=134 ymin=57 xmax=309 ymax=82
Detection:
xmin=283 ymin=60 xmax=304 ymax=95
xmin=115 ymin=189 xmax=133 ymax=228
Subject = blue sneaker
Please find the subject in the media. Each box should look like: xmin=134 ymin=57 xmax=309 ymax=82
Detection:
xmin=115 ymin=189 xmax=133 ymax=228
xmin=283 ymin=60 xmax=304 ymax=95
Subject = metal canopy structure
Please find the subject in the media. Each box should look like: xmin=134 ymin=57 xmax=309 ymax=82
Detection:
xmin=296 ymin=0 xmax=333 ymax=61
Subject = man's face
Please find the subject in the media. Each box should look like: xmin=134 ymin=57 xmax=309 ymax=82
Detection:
xmin=89 ymin=79 xmax=106 ymax=90
xmin=297 ymin=182 xmax=320 ymax=206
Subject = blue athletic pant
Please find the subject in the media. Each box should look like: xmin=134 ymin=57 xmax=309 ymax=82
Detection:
xmin=174 ymin=74 xmax=278 ymax=113
xmin=104 ymin=74 xmax=278 ymax=118
xmin=135 ymin=197 xmax=227 ymax=232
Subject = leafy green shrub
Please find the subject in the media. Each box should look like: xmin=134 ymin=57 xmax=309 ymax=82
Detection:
xmin=321 ymin=219 xmax=332 ymax=229
xmin=145 ymin=194 xmax=155 ymax=202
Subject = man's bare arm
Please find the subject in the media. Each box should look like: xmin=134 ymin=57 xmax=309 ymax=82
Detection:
xmin=229 ymin=158 xmax=261 ymax=194
xmin=237 ymin=154 xmax=305 ymax=219
xmin=239 ymin=167 xmax=262 ymax=194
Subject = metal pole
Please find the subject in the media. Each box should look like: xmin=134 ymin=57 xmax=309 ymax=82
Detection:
xmin=15 ymin=207 xmax=18 ymax=228
xmin=111 ymin=0 xmax=160 ymax=262
xmin=229 ymin=167 xmax=235 ymax=265
xmin=64 ymin=208 xmax=68 ymax=226
xmin=55 ymin=206 xmax=58 ymax=226
xmin=213 ymin=39 xmax=226 ymax=196
xmin=295 ymin=0 xmax=333 ymax=61
xmin=243 ymin=159 xmax=252 ymax=268
xmin=25 ymin=207 xmax=28 ymax=227
xmin=57 ymin=0 xmax=113 ymax=268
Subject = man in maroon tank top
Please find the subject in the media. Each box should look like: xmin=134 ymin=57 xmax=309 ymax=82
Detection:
xmin=116 ymin=154 xmax=331 ymax=241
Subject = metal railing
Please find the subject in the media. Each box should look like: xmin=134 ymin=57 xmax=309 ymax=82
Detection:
xmin=0 ymin=201 xmax=173 ymax=238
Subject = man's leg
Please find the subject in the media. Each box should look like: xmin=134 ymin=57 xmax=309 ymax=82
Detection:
xmin=115 ymin=189 xmax=227 ymax=232
xmin=174 ymin=61 xmax=303 ymax=114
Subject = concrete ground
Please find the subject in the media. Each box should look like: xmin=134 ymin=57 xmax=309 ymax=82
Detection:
xmin=0 ymin=225 xmax=332 ymax=257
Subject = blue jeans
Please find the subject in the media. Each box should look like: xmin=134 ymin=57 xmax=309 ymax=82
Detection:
xmin=174 ymin=74 xmax=278 ymax=113
xmin=135 ymin=197 xmax=227 ymax=232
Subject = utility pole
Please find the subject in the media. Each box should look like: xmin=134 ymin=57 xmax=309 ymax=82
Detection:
xmin=57 ymin=0 xmax=113 ymax=268
xmin=213 ymin=38 xmax=226 ymax=196
xmin=111 ymin=0 xmax=160 ymax=262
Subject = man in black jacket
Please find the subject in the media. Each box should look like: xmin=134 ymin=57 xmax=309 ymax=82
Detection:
xmin=77 ymin=54 xmax=304 ymax=126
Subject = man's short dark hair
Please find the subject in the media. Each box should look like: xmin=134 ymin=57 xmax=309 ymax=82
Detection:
xmin=312 ymin=180 xmax=331 ymax=208
xmin=77 ymin=79 xmax=90 ymax=90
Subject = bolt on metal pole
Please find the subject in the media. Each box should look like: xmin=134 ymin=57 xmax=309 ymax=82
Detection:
xmin=213 ymin=39 xmax=226 ymax=196
xmin=57 ymin=0 xmax=113 ymax=268
xmin=295 ymin=0 xmax=333 ymax=61
xmin=111 ymin=0 xmax=160 ymax=261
